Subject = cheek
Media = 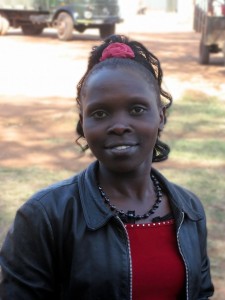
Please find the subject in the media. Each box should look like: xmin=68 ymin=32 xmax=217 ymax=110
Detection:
xmin=140 ymin=120 xmax=161 ymax=144
xmin=142 ymin=114 xmax=161 ymax=131
xmin=82 ymin=119 xmax=100 ymax=142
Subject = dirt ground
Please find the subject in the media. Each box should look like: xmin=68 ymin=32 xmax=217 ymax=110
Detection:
xmin=0 ymin=13 xmax=225 ymax=298
xmin=1 ymin=13 xmax=225 ymax=172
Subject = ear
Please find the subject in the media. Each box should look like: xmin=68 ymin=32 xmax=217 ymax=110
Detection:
xmin=158 ymin=107 xmax=165 ymax=131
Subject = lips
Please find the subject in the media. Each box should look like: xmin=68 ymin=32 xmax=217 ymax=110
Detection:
xmin=104 ymin=142 xmax=139 ymax=157
xmin=105 ymin=143 xmax=138 ymax=150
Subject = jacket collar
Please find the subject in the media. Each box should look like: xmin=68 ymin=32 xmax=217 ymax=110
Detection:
xmin=78 ymin=161 xmax=203 ymax=230
xmin=78 ymin=161 xmax=114 ymax=230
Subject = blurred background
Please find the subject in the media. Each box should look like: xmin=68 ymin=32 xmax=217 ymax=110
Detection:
xmin=0 ymin=0 xmax=225 ymax=298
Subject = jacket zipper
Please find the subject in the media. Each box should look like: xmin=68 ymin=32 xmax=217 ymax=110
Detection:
xmin=177 ymin=212 xmax=189 ymax=300
xmin=116 ymin=216 xmax=132 ymax=300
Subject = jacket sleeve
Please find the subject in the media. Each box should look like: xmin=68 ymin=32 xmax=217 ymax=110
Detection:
xmin=0 ymin=200 xmax=59 ymax=300
xmin=186 ymin=189 xmax=214 ymax=299
xmin=174 ymin=185 xmax=214 ymax=300
xmin=197 ymin=211 xmax=214 ymax=300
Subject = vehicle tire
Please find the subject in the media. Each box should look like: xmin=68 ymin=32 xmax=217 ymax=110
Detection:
xmin=99 ymin=24 xmax=115 ymax=39
xmin=0 ymin=13 xmax=10 ymax=35
xmin=56 ymin=12 xmax=74 ymax=41
xmin=199 ymin=39 xmax=210 ymax=65
xmin=21 ymin=24 xmax=44 ymax=35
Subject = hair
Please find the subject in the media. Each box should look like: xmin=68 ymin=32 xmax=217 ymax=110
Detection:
xmin=75 ymin=34 xmax=173 ymax=162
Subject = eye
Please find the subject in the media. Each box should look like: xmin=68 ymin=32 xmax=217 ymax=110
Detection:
xmin=130 ymin=106 xmax=146 ymax=116
xmin=92 ymin=110 xmax=108 ymax=119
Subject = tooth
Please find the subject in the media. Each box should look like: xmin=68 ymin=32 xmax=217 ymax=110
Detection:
xmin=115 ymin=146 xmax=129 ymax=150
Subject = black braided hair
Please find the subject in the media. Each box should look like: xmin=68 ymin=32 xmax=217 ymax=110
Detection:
xmin=76 ymin=35 xmax=172 ymax=162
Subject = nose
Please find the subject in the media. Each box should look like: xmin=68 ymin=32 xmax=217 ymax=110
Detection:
xmin=107 ymin=114 xmax=132 ymax=135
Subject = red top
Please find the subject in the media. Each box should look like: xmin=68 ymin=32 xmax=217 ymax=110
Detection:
xmin=125 ymin=220 xmax=186 ymax=300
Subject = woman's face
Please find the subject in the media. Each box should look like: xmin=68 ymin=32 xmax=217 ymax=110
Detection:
xmin=80 ymin=66 xmax=164 ymax=174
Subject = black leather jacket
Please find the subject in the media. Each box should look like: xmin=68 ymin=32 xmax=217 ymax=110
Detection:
xmin=0 ymin=161 xmax=214 ymax=300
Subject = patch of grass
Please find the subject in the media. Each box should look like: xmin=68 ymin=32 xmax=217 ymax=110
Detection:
xmin=165 ymin=90 xmax=225 ymax=137
xmin=163 ymin=90 xmax=225 ymax=163
xmin=169 ymin=139 xmax=225 ymax=162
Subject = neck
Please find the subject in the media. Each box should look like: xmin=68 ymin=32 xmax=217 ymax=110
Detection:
xmin=97 ymin=162 xmax=154 ymax=201
xmin=97 ymin=167 xmax=163 ymax=224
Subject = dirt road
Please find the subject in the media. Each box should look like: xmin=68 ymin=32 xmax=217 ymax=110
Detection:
xmin=1 ymin=13 xmax=225 ymax=172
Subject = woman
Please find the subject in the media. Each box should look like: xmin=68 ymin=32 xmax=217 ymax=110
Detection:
xmin=0 ymin=35 xmax=214 ymax=299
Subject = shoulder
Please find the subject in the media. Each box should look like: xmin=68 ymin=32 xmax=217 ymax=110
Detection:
xmin=23 ymin=173 xmax=79 ymax=210
xmin=14 ymin=173 xmax=80 ymax=226
xmin=31 ymin=174 xmax=79 ymax=202
xmin=18 ymin=161 xmax=98 ymax=221
xmin=153 ymin=167 xmax=199 ymax=201
xmin=171 ymin=182 xmax=205 ymax=213
xmin=153 ymin=168 xmax=206 ymax=219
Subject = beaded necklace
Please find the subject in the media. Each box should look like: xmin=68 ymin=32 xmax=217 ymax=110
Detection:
xmin=98 ymin=174 xmax=163 ymax=224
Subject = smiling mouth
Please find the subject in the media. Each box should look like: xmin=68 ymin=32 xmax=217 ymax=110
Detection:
xmin=113 ymin=145 xmax=132 ymax=150
xmin=105 ymin=143 xmax=138 ymax=156
xmin=106 ymin=143 xmax=138 ymax=152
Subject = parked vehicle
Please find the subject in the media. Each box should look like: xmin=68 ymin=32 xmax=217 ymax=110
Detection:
xmin=193 ymin=0 xmax=225 ymax=64
xmin=0 ymin=0 xmax=122 ymax=41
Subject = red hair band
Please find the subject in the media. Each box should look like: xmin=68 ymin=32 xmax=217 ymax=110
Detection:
xmin=99 ymin=42 xmax=135 ymax=62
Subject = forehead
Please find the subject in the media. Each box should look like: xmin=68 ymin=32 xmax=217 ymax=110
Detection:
xmin=82 ymin=65 xmax=158 ymax=98
xmin=80 ymin=66 xmax=160 ymax=114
